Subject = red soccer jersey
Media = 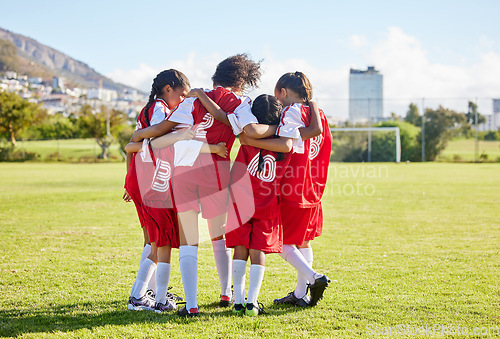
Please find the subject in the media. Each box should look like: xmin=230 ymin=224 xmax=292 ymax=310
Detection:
xmin=278 ymin=103 xmax=331 ymax=207
xmin=229 ymin=143 xmax=292 ymax=223
xmin=167 ymin=86 xmax=256 ymax=189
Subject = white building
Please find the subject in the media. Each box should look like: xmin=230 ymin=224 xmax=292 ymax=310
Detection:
xmin=87 ymin=88 xmax=118 ymax=102
xmin=349 ymin=66 xmax=383 ymax=124
xmin=478 ymin=99 xmax=500 ymax=131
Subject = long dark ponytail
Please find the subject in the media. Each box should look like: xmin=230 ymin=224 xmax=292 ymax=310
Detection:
xmin=143 ymin=69 xmax=190 ymax=125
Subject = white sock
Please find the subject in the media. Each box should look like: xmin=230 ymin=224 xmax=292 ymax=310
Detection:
xmin=179 ymin=245 xmax=198 ymax=310
xmin=295 ymin=247 xmax=314 ymax=298
xmin=232 ymin=259 xmax=247 ymax=304
xmin=130 ymin=244 xmax=152 ymax=296
xmin=140 ymin=244 xmax=151 ymax=265
xmin=155 ymin=262 xmax=171 ymax=305
xmin=280 ymin=245 xmax=318 ymax=286
xmin=131 ymin=258 xmax=156 ymax=299
xmin=246 ymin=264 xmax=265 ymax=305
xmin=148 ymin=266 xmax=157 ymax=294
xmin=212 ymin=239 xmax=232 ymax=298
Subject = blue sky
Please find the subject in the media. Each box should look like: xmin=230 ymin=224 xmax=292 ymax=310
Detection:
xmin=1 ymin=0 xmax=499 ymax=119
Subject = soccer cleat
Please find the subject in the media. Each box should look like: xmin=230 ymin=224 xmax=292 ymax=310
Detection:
xmin=127 ymin=295 xmax=155 ymax=311
xmin=167 ymin=286 xmax=184 ymax=302
xmin=154 ymin=299 xmax=178 ymax=313
xmin=232 ymin=303 xmax=245 ymax=315
xmin=308 ymin=275 xmax=331 ymax=307
xmin=145 ymin=289 xmax=155 ymax=300
xmin=178 ymin=306 xmax=200 ymax=317
xmin=245 ymin=302 xmax=265 ymax=316
xmin=273 ymin=291 xmax=310 ymax=307
xmin=219 ymin=294 xmax=233 ymax=307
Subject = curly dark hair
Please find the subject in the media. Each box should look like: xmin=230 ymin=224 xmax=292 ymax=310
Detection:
xmin=211 ymin=53 xmax=262 ymax=93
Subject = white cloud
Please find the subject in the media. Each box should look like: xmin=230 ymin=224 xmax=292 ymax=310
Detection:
xmin=107 ymin=29 xmax=500 ymax=119
xmin=106 ymin=63 xmax=157 ymax=93
xmin=349 ymin=34 xmax=367 ymax=49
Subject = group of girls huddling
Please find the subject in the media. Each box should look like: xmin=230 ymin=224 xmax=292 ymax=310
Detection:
xmin=123 ymin=53 xmax=332 ymax=317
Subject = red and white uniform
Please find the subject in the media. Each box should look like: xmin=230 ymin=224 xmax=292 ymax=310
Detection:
xmin=277 ymin=103 xmax=332 ymax=245
xmin=124 ymin=99 xmax=182 ymax=248
xmin=226 ymin=143 xmax=292 ymax=253
xmin=166 ymin=86 xmax=257 ymax=218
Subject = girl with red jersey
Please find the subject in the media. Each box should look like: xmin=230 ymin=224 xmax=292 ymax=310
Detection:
xmin=224 ymin=95 xmax=292 ymax=316
xmin=242 ymin=72 xmax=331 ymax=308
xmin=125 ymin=69 xmax=191 ymax=312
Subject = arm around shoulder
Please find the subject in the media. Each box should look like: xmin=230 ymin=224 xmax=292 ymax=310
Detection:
xmin=299 ymin=101 xmax=323 ymax=140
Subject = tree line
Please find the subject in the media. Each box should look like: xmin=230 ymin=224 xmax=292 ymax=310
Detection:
xmin=0 ymin=91 xmax=133 ymax=161
xmin=333 ymin=101 xmax=497 ymax=162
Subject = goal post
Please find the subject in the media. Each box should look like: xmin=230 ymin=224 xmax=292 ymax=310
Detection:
xmin=330 ymin=127 xmax=401 ymax=163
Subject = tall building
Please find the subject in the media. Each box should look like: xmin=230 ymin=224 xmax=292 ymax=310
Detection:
xmin=479 ymin=99 xmax=500 ymax=131
xmin=349 ymin=66 xmax=383 ymax=123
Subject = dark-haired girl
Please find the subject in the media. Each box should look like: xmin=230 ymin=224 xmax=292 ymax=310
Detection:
xmin=125 ymin=69 xmax=191 ymax=312
xmin=223 ymin=94 xmax=293 ymax=316
xmin=242 ymin=72 xmax=332 ymax=308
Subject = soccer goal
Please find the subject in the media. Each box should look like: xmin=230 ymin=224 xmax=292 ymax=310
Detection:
xmin=330 ymin=127 xmax=401 ymax=163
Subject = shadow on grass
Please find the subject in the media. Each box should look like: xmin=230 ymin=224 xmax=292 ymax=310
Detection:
xmin=0 ymin=299 xmax=310 ymax=337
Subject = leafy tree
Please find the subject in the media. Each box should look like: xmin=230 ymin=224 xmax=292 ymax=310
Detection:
xmin=77 ymin=104 xmax=127 ymax=159
xmin=465 ymin=101 xmax=485 ymax=126
xmin=417 ymin=106 xmax=463 ymax=161
xmin=0 ymin=39 xmax=18 ymax=72
xmin=0 ymin=91 xmax=47 ymax=146
xmin=22 ymin=114 xmax=79 ymax=140
xmin=404 ymin=103 xmax=421 ymax=126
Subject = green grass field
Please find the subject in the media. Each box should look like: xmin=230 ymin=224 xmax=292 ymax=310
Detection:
xmin=437 ymin=138 xmax=500 ymax=162
xmin=0 ymin=162 xmax=499 ymax=338
xmin=19 ymin=139 xmax=123 ymax=162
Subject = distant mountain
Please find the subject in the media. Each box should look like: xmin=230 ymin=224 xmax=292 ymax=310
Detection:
xmin=0 ymin=27 xmax=141 ymax=93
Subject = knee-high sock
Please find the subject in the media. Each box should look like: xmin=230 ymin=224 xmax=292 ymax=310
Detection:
xmin=148 ymin=266 xmax=157 ymax=294
xmin=179 ymin=245 xmax=198 ymax=310
xmin=232 ymin=259 xmax=247 ymax=304
xmin=131 ymin=258 xmax=156 ymax=299
xmin=279 ymin=245 xmax=318 ymax=288
xmin=246 ymin=264 xmax=265 ymax=305
xmin=212 ymin=239 xmax=232 ymax=297
xmin=295 ymin=247 xmax=314 ymax=298
xmin=155 ymin=262 xmax=171 ymax=305
xmin=140 ymin=244 xmax=151 ymax=265
xmin=130 ymin=244 xmax=152 ymax=296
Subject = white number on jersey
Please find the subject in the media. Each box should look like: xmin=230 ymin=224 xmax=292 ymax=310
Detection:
xmin=309 ymin=134 xmax=323 ymax=160
xmin=151 ymin=159 xmax=172 ymax=192
xmin=194 ymin=113 xmax=214 ymax=139
xmin=247 ymin=153 xmax=276 ymax=182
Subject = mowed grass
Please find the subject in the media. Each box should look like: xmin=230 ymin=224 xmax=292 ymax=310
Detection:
xmin=20 ymin=139 xmax=123 ymax=162
xmin=438 ymin=138 xmax=500 ymax=162
xmin=0 ymin=162 xmax=499 ymax=338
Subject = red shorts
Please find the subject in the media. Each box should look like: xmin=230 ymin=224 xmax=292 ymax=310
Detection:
xmin=280 ymin=202 xmax=323 ymax=246
xmin=124 ymin=163 xmax=147 ymax=229
xmin=172 ymin=180 xmax=229 ymax=219
xmin=226 ymin=216 xmax=282 ymax=254
xmin=142 ymin=205 xmax=180 ymax=248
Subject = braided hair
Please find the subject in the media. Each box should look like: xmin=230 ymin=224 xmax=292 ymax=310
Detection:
xmin=251 ymin=94 xmax=284 ymax=172
xmin=143 ymin=69 xmax=190 ymax=125
xmin=275 ymin=71 xmax=313 ymax=105
xmin=211 ymin=53 xmax=262 ymax=93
